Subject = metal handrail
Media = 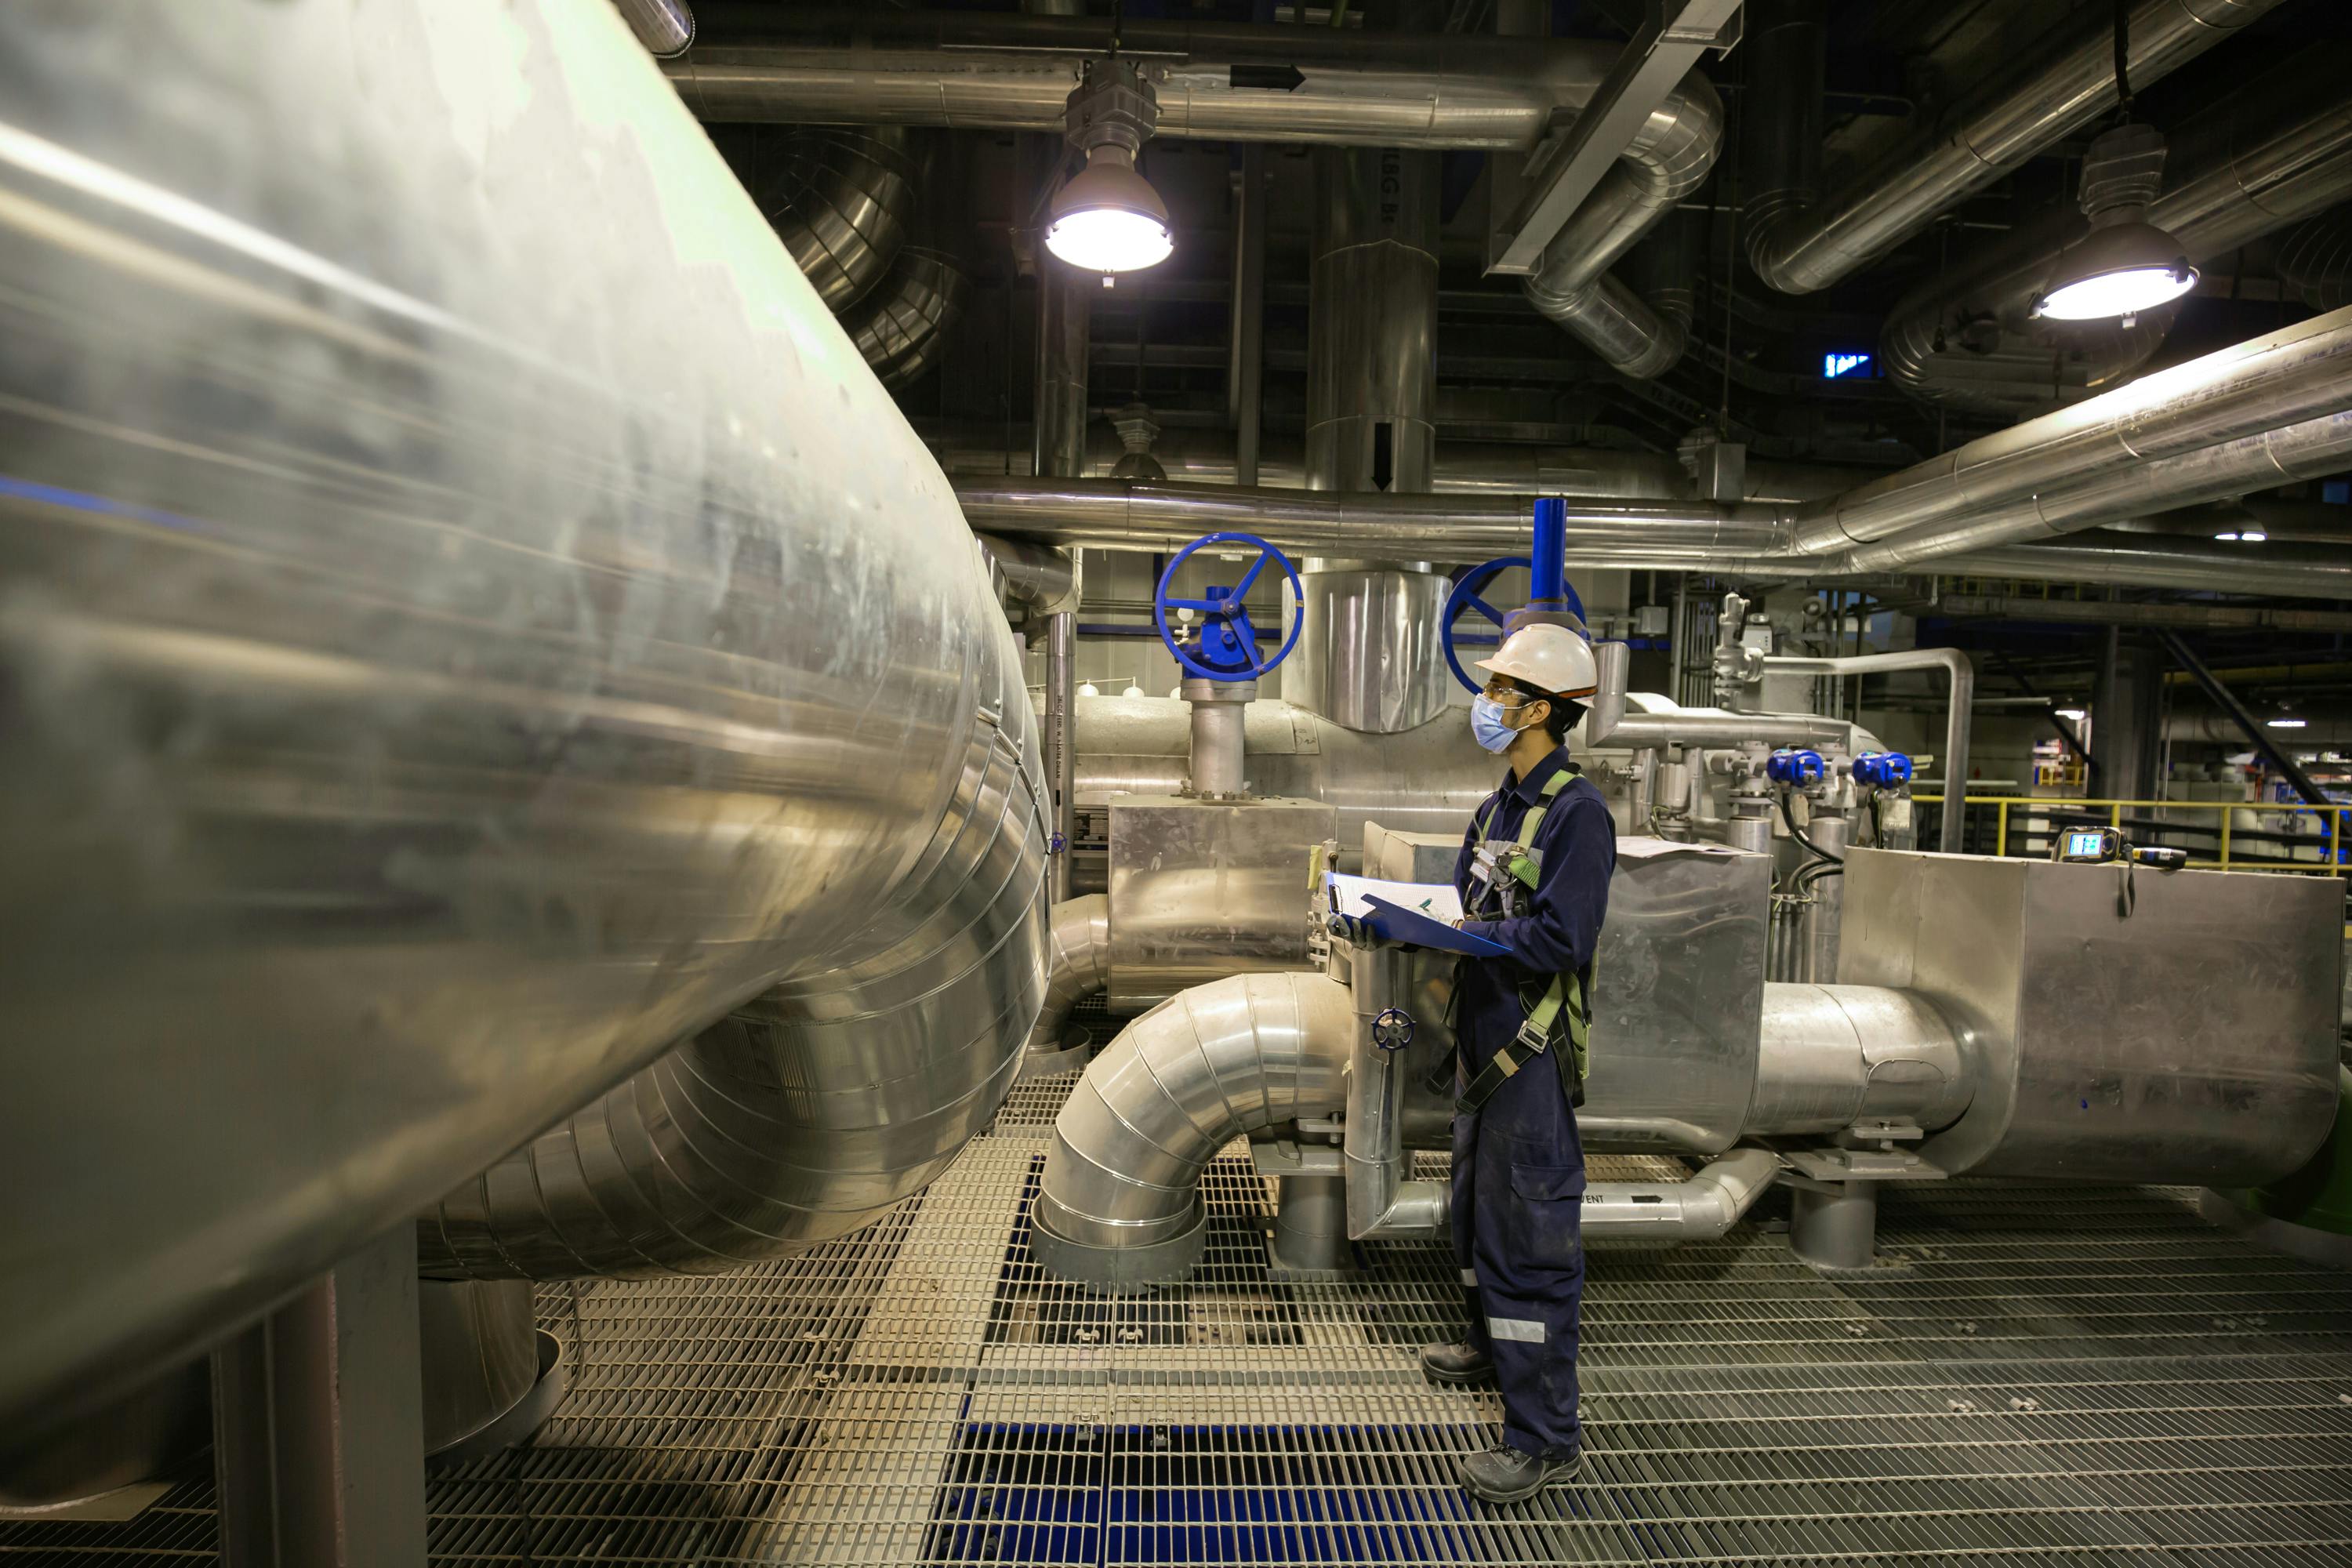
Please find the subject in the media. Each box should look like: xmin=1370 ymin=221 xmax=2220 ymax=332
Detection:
xmin=1910 ymin=793 xmax=2349 ymax=874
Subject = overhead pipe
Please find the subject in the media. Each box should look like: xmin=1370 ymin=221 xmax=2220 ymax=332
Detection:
xmin=757 ymin=127 xmax=919 ymax=313
xmin=1520 ymin=72 xmax=1720 ymax=377
xmin=1741 ymin=0 xmax=2285 ymax=295
xmin=670 ymin=10 xmax=1723 ymax=385
xmin=1882 ymin=47 xmax=2352 ymax=413
xmin=951 ymin=477 xmax=2352 ymax=600
xmin=917 ymin=420 xmax=1870 ymax=502
xmin=1791 ymin=307 xmax=2352 ymax=558
xmin=978 ymin=535 xmax=1083 ymax=619
xmin=612 ymin=0 xmax=695 ymax=56
xmin=1762 ymin=652 xmax=1975 ymax=852
xmin=667 ymin=12 xmax=1724 ymax=154
xmin=0 ymin=0 xmax=1045 ymax=1428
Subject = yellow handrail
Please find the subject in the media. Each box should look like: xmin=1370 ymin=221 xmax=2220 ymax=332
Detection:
xmin=1905 ymin=794 xmax=2349 ymax=874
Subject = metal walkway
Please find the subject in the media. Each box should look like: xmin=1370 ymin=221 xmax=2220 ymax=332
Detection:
xmin=9 ymin=1067 xmax=2352 ymax=1565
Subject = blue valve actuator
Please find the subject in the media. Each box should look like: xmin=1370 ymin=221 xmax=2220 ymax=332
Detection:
xmin=1766 ymin=748 xmax=1826 ymax=786
xmin=1853 ymin=751 xmax=1914 ymax=788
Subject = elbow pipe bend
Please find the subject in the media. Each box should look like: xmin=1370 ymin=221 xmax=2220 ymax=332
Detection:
xmin=1026 ymin=892 xmax=1110 ymax=1055
xmin=422 ymin=636 xmax=1053 ymax=1281
xmin=1032 ymin=971 xmax=1355 ymax=1286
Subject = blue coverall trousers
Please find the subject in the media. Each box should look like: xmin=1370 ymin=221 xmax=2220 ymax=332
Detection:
xmin=1450 ymin=1038 xmax=1586 ymax=1460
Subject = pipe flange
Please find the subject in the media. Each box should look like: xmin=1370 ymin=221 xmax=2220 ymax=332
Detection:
xmin=1028 ymin=1203 xmax=1207 ymax=1292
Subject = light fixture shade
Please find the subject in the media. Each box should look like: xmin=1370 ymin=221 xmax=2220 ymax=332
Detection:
xmin=1046 ymin=154 xmax=1172 ymax=274
xmin=2031 ymin=220 xmax=2198 ymax=321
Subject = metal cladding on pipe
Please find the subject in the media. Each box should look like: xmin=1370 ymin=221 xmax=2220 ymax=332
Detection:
xmin=757 ymin=127 xmax=918 ymax=312
xmin=1882 ymin=48 xmax=2352 ymax=413
xmin=953 ymin=476 xmax=1783 ymax=559
xmin=1945 ymin=535 xmax=2352 ymax=599
xmin=1747 ymin=985 xmax=1973 ymax=1138
xmin=1025 ymin=894 xmax=1111 ymax=1056
xmin=978 ymin=534 xmax=1081 ymax=619
xmin=0 ymin=0 xmax=1043 ymax=1428
xmin=1522 ymin=74 xmax=1719 ymax=376
xmin=1033 ymin=972 xmax=1356 ymax=1281
xmin=612 ymin=0 xmax=695 ymax=56
xmin=1579 ymin=1149 xmax=1781 ymax=1246
xmin=1792 ymin=307 xmax=2352 ymax=557
xmin=1833 ymin=411 xmax=2352 ymax=570
xmin=665 ymin=13 xmax=1722 ymax=156
xmin=843 ymin=245 xmax=968 ymax=389
xmin=1743 ymin=0 xmax=2283 ymax=295
xmin=423 ymin=642 xmax=1048 ymax=1277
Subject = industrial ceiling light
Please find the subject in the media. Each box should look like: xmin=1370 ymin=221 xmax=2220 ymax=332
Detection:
xmin=2268 ymin=715 xmax=2308 ymax=729
xmin=2213 ymin=528 xmax=2267 ymax=542
xmin=1046 ymin=59 xmax=1171 ymax=277
xmin=2031 ymin=122 xmax=2196 ymax=325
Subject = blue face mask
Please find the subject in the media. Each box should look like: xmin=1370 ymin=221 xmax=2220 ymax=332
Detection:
xmin=1470 ymin=694 xmax=1526 ymax=754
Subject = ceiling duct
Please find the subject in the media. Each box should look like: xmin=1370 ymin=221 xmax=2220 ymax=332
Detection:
xmin=2278 ymin=205 xmax=2352 ymax=313
xmin=1882 ymin=47 xmax=2352 ymax=414
xmin=1741 ymin=0 xmax=2284 ymax=296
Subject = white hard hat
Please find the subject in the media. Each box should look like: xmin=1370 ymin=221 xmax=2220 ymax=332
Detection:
xmin=1475 ymin=622 xmax=1598 ymax=701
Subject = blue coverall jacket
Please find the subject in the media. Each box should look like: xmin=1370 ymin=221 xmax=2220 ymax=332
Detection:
xmin=1447 ymin=746 xmax=1615 ymax=1460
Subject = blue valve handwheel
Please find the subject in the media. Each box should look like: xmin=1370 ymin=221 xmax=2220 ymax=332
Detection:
xmin=1441 ymin=557 xmax=1591 ymax=692
xmin=1153 ymin=532 xmax=1305 ymax=682
xmin=1372 ymin=1007 xmax=1415 ymax=1051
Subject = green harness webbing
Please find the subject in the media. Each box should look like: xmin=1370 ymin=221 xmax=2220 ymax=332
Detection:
xmin=1453 ymin=768 xmax=1594 ymax=1116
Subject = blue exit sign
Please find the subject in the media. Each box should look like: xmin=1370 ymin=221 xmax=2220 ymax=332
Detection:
xmin=1823 ymin=351 xmax=1874 ymax=379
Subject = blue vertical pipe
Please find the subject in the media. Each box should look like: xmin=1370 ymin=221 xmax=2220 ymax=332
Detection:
xmin=1531 ymin=495 xmax=1566 ymax=604
xmin=1526 ymin=495 xmax=1586 ymax=624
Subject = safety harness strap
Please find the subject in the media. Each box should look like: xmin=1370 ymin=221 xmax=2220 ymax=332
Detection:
xmin=1456 ymin=766 xmax=1595 ymax=1115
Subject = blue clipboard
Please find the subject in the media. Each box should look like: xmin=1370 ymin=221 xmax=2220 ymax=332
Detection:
xmin=1356 ymin=895 xmax=1513 ymax=958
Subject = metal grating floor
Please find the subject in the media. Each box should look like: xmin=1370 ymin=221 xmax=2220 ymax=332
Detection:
xmin=9 ymin=1068 xmax=2352 ymax=1565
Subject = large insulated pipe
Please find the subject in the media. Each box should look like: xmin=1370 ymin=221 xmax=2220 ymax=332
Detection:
xmin=1032 ymin=972 xmax=1357 ymax=1285
xmin=1880 ymin=47 xmax=2352 ymax=414
xmin=1763 ymin=651 xmax=1974 ymax=853
xmin=669 ymin=11 xmax=1722 ymax=376
xmin=1522 ymin=76 xmax=1719 ymax=378
xmin=1741 ymin=0 xmax=2284 ymax=295
xmin=758 ymin=127 xmax=919 ymax=313
xmin=613 ymin=0 xmax=696 ymax=56
xmin=1791 ymin=306 xmax=2352 ymax=559
xmin=1024 ymin=893 xmax=1111 ymax=1060
xmin=666 ymin=12 xmax=1723 ymax=156
xmin=0 ymin=0 xmax=1044 ymax=1430
xmin=958 ymin=475 xmax=2352 ymax=598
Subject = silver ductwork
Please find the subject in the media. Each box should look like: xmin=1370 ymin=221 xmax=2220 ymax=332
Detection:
xmin=843 ymin=245 xmax=969 ymax=390
xmin=1791 ymin=307 xmax=2352 ymax=564
xmin=0 ymin=0 xmax=1042 ymax=1429
xmin=1741 ymin=0 xmax=2283 ymax=296
xmin=759 ymin=127 xmax=919 ymax=312
xmin=668 ymin=12 xmax=1724 ymax=391
xmin=1881 ymin=48 xmax=2352 ymax=413
xmin=747 ymin=125 xmax=966 ymax=387
xmin=1523 ymin=93 xmax=1718 ymax=377
xmin=1031 ymin=972 xmax=1356 ymax=1283
xmin=1029 ymin=960 xmax=1972 ymax=1284
xmin=613 ymin=0 xmax=696 ymax=57
xmin=920 ymin=421 xmax=1868 ymax=503
xmin=1025 ymin=893 xmax=1112 ymax=1062
xmin=422 ymin=636 xmax=1047 ymax=1278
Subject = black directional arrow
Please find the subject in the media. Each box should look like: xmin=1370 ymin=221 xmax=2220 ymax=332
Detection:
xmin=1228 ymin=64 xmax=1306 ymax=92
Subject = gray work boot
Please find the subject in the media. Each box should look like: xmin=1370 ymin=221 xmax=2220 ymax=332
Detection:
xmin=1418 ymin=1339 xmax=1494 ymax=1387
xmin=1461 ymin=1445 xmax=1581 ymax=1503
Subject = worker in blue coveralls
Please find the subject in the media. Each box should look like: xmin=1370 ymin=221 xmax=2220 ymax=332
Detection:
xmin=1385 ymin=620 xmax=1615 ymax=1503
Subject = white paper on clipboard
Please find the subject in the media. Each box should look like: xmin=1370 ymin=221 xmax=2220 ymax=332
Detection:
xmin=1324 ymin=873 xmax=1465 ymax=924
